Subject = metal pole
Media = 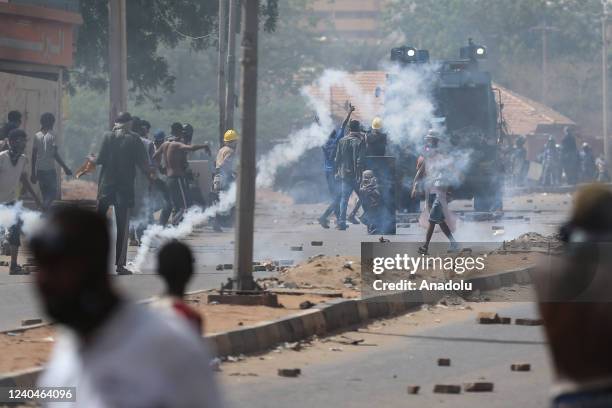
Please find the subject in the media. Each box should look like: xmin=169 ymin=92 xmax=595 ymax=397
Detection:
xmin=108 ymin=0 xmax=127 ymax=128
xmin=218 ymin=0 xmax=228 ymax=146
xmin=233 ymin=0 xmax=259 ymax=291
xmin=225 ymin=0 xmax=238 ymax=130
xmin=542 ymin=28 xmax=548 ymax=105
xmin=603 ymin=1 xmax=609 ymax=164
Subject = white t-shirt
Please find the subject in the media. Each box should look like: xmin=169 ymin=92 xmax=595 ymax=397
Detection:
xmin=34 ymin=131 xmax=57 ymax=172
xmin=38 ymin=302 xmax=223 ymax=408
xmin=0 ymin=150 xmax=27 ymax=204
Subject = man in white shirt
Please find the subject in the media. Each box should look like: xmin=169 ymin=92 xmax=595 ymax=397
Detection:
xmin=31 ymin=207 xmax=223 ymax=408
xmin=0 ymin=129 xmax=41 ymax=274
xmin=30 ymin=113 xmax=72 ymax=210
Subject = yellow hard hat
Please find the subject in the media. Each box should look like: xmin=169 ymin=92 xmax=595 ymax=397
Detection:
xmin=224 ymin=129 xmax=238 ymax=142
xmin=371 ymin=117 xmax=383 ymax=130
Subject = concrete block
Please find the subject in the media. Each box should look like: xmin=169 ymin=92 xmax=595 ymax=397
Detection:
xmin=511 ymin=363 xmax=531 ymax=372
xmin=437 ymin=358 xmax=451 ymax=366
xmin=464 ymin=382 xmax=494 ymax=392
xmin=515 ymin=318 xmax=543 ymax=326
xmin=278 ymin=368 xmax=301 ymax=377
xmin=476 ymin=312 xmax=500 ymax=324
xmin=406 ymin=385 xmax=420 ymax=394
xmin=433 ymin=384 xmax=461 ymax=394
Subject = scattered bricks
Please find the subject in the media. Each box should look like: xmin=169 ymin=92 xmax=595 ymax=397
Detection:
xmin=299 ymin=300 xmax=315 ymax=310
xmin=215 ymin=264 xmax=223 ymax=271
xmin=311 ymin=241 xmax=324 ymax=246
xmin=515 ymin=318 xmax=543 ymax=326
xmin=278 ymin=368 xmax=301 ymax=378
xmin=476 ymin=312 xmax=501 ymax=324
xmin=253 ymin=265 xmax=267 ymax=272
xmin=406 ymin=385 xmax=420 ymax=395
xmin=290 ymin=246 xmax=303 ymax=252
xmin=437 ymin=358 xmax=451 ymax=366
xmin=21 ymin=318 xmax=43 ymax=327
xmin=511 ymin=363 xmax=531 ymax=372
xmin=433 ymin=384 xmax=461 ymax=394
xmin=223 ymin=264 xmax=233 ymax=270
xmin=500 ymin=317 xmax=512 ymax=324
xmin=464 ymin=382 xmax=494 ymax=392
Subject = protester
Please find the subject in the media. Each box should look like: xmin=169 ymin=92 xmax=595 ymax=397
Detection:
xmin=32 ymin=206 xmax=222 ymax=407
xmin=152 ymin=240 xmax=203 ymax=334
xmin=510 ymin=136 xmax=528 ymax=186
xmin=540 ymin=136 xmax=560 ymax=186
xmin=30 ymin=113 xmax=72 ymax=210
xmin=335 ymin=119 xmax=366 ymax=230
xmin=0 ymin=110 xmax=22 ymax=152
xmin=365 ymin=117 xmax=387 ymax=157
xmin=90 ymin=112 xmax=151 ymax=275
xmin=151 ymin=130 xmax=173 ymax=225
xmin=318 ymin=105 xmax=354 ymax=229
xmin=561 ymin=127 xmax=579 ymax=185
xmin=212 ymin=129 xmax=239 ymax=231
xmin=579 ymin=142 xmax=596 ymax=183
xmin=153 ymin=127 xmax=210 ymax=225
xmin=411 ymin=130 xmax=458 ymax=254
xmin=129 ymin=117 xmax=155 ymax=245
xmin=1 ymin=129 xmax=42 ymax=274
xmin=358 ymin=170 xmax=383 ymax=234
xmin=596 ymin=156 xmax=610 ymax=183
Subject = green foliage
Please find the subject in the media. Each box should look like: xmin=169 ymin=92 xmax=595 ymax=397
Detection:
xmin=72 ymin=0 xmax=280 ymax=103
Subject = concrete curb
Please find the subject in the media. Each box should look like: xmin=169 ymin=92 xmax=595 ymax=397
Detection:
xmin=0 ymin=265 xmax=535 ymax=386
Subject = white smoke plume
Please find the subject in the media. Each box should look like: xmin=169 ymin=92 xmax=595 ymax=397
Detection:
xmin=0 ymin=202 xmax=43 ymax=237
xmin=381 ymin=62 xmax=439 ymax=146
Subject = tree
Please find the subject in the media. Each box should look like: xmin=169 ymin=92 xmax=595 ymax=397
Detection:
xmin=71 ymin=0 xmax=279 ymax=103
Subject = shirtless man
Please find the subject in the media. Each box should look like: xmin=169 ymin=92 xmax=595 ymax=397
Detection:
xmin=152 ymin=132 xmax=210 ymax=224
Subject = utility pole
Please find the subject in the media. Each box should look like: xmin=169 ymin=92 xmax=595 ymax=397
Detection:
xmin=530 ymin=22 xmax=558 ymax=106
xmin=225 ymin=0 xmax=239 ymax=130
xmin=603 ymin=0 xmax=610 ymax=164
xmin=218 ymin=0 xmax=228 ymax=146
xmin=233 ymin=0 xmax=259 ymax=291
xmin=108 ymin=0 xmax=128 ymax=128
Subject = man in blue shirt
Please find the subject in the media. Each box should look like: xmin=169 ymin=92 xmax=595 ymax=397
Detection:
xmin=318 ymin=104 xmax=354 ymax=229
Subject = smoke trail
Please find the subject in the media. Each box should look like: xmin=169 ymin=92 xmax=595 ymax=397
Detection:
xmin=132 ymin=183 xmax=237 ymax=271
xmin=0 ymin=202 xmax=43 ymax=237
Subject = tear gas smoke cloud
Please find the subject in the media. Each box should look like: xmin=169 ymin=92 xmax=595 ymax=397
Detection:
xmin=0 ymin=202 xmax=42 ymax=238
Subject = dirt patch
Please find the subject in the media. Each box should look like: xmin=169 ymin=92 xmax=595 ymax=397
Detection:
xmin=0 ymin=293 xmax=338 ymax=374
xmin=0 ymin=326 xmax=55 ymax=373
xmin=269 ymin=255 xmax=361 ymax=291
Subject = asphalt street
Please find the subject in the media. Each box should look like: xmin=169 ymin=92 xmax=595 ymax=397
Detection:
xmin=0 ymin=195 xmax=569 ymax=331
xmin=222 ymin=303 xmax=552 ymax=408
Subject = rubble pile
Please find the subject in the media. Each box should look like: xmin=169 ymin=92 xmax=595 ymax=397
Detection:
xmin=503 ymin=232 xmax=563 ymax=252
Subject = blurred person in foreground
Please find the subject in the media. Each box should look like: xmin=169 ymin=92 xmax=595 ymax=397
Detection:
xmin=33 ymin=206 xmax=222 ymax=408
xmin=536 ymin=184 xmax=612 ymax=408
xmin=152 ymin=240 xmax=203 ymax=334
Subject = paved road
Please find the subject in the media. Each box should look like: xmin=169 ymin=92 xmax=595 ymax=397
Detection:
xmin=222 ymin=303 xmax=552 ymax=408
xmin=0 ymin=194 xmax=568 ymax=331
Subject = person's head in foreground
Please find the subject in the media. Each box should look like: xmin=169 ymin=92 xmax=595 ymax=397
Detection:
xmin=158 ymin=240 xmax=194 ymax=298
xmin=32 ymin=206 xmax=222 ymax=407
xmin=31 ymin=206 xmax=119 ymax=335
xmin=536 ymin=184 xmax=612 ymax=407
